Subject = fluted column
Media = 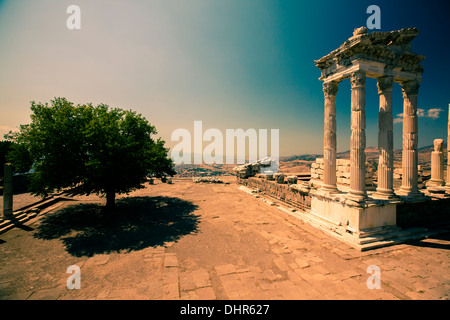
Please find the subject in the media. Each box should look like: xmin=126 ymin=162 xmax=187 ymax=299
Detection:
xmin=398 ymin=80 xmax=422 ymax=197
xmin=374 ymin=76 xmax=397 ymax=199
xmin=347 ymin=71 xmax=367 ymax=202
xmin=322 ymin=81 xmax=339 ymax=193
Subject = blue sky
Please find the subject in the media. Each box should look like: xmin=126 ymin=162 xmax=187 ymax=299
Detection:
xmin=0 ymin=0 xmax=449 ymax=157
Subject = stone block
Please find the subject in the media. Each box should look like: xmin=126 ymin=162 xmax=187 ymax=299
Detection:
xmin=274 ymin=173 xmax=285 ymax=184
xmin=337 ymin=159 xmax=350 ymax=166
xmin=287 ymin=176 xmax=298 ymax=184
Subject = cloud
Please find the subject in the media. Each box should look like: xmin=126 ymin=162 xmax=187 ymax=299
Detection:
xmin=393 ymin=113 xmax=403 ymax=124
xmin=427 ymin=108 xmax=444 ymax=119
xmin=417 ymin=108 xmax=426 ymax=117
xmin=393 ymin=108 xmax=445 ymax=123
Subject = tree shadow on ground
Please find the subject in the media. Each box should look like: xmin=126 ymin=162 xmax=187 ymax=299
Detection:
xmin=33 ymin=196 xmax=200 ymax=257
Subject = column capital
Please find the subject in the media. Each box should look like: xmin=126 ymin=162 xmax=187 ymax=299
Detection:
xmin=350 ymin=71 xmax=366 ymax=88
xmin=377 ymin=76 xmax=394 ymax=94
xmin=401 ymin=80 xmax=420 ymax=97
xmin=323 ymin=81 xmax=339 ymax=98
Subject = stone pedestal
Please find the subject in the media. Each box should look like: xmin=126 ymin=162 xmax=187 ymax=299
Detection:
xmin=3 ymin=164 xmax=13 ymax=219
xmin=312 ymin=196 xmax=396 ymax=232
xmin=310 ymin=191 xmax=398 ymax=249
xmin=347 ymin=71 xmax=367 ymax=202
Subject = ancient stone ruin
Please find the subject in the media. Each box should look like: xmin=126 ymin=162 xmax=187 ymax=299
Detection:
xmin=237 ymin=27 xmax=450 ymax=251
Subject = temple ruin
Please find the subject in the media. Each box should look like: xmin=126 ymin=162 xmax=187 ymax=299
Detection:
xmin=237 ymin=27 xmax=450 ymax=250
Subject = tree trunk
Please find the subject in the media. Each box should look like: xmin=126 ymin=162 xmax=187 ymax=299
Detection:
xmin=106 ymin=190 xmax=116 ymax=209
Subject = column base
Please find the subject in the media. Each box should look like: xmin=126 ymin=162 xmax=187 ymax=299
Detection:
xmin=321 ymin=184 xmax=340 ymax=194
xmin=397 ymin=186 xmax=426 ymax=199
xmin=426 ymin=179 xmax=445 ymax=188
xmin=345 ymin=190 xmax=367 ymax=204
xmin=373 ymin=188 xmax=399 ymax=200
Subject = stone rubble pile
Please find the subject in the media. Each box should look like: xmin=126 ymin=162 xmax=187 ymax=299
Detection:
xmin=233 ymin=157 xmax=279 ymax=179
xmin=192 ymin=177 xmax=224 ymax=184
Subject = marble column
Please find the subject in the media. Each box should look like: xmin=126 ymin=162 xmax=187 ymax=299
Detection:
xmin=429 ymin=139 xmax=445 ymax=187
xmin=398 ymin=80 xmax=422 ymax=197
xmin=375 ymin=76 xmax=397 ymax=199
xmin=322 ymin=81 xmax=339 ymax=193
xmin=3 ymin=163 xmax=13 ymax=219
xmin=347 ymin=71 xmax=367 ymax=202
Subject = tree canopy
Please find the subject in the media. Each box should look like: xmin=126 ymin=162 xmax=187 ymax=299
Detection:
xmin=6 ymin=98 xmax=175 ymax=208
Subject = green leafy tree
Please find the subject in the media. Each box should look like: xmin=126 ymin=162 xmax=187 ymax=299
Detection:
xmin=6 ymin=98 xmax=175 ymax=208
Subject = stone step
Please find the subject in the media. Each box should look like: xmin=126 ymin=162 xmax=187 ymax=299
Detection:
xmin=0 ymin=224 xmax=15 ymax=234
xmin=0 ymin=220 xmax=9 ymax=229
xmin=358 ymin=229 xmax=441 ymax=251
xmin=0 ymin=193 xmax=70 ymax=236
xmin=357 ymin=227 xmax=429 ymax=245
xmin=358 ymin=226 xmax=402 ymax=238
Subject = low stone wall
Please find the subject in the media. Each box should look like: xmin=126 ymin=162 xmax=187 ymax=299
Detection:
xmin=238 ymin=177 xmax=311 ymax=210
xmin=310 ymin=158 xmax=374 ymax=186
xmin=397 ymin=197 xmax=450 ymax=228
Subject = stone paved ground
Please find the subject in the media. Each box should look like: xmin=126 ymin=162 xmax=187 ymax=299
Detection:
xmin=0 ymin=177 xmax=449 ymax=300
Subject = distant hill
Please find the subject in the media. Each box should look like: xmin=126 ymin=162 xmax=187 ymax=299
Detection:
xmin=280 ymin=154 xmax=322 ymax=162
xmin=174 ymin=144 xmax=446 ymax=176
xmin=174 ymin=163 xmax=235 ymax=177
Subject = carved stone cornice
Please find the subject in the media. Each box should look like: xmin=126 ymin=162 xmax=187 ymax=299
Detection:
xmin=323 ymin=81 xmax=339 ymax=97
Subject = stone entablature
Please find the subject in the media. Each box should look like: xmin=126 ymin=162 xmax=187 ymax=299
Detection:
xmin=315 ymin=27 xmax=424 ymax=83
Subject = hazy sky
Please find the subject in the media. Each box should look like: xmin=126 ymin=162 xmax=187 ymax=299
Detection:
xmin=0 ymin=0 xmax=449 ymax=157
